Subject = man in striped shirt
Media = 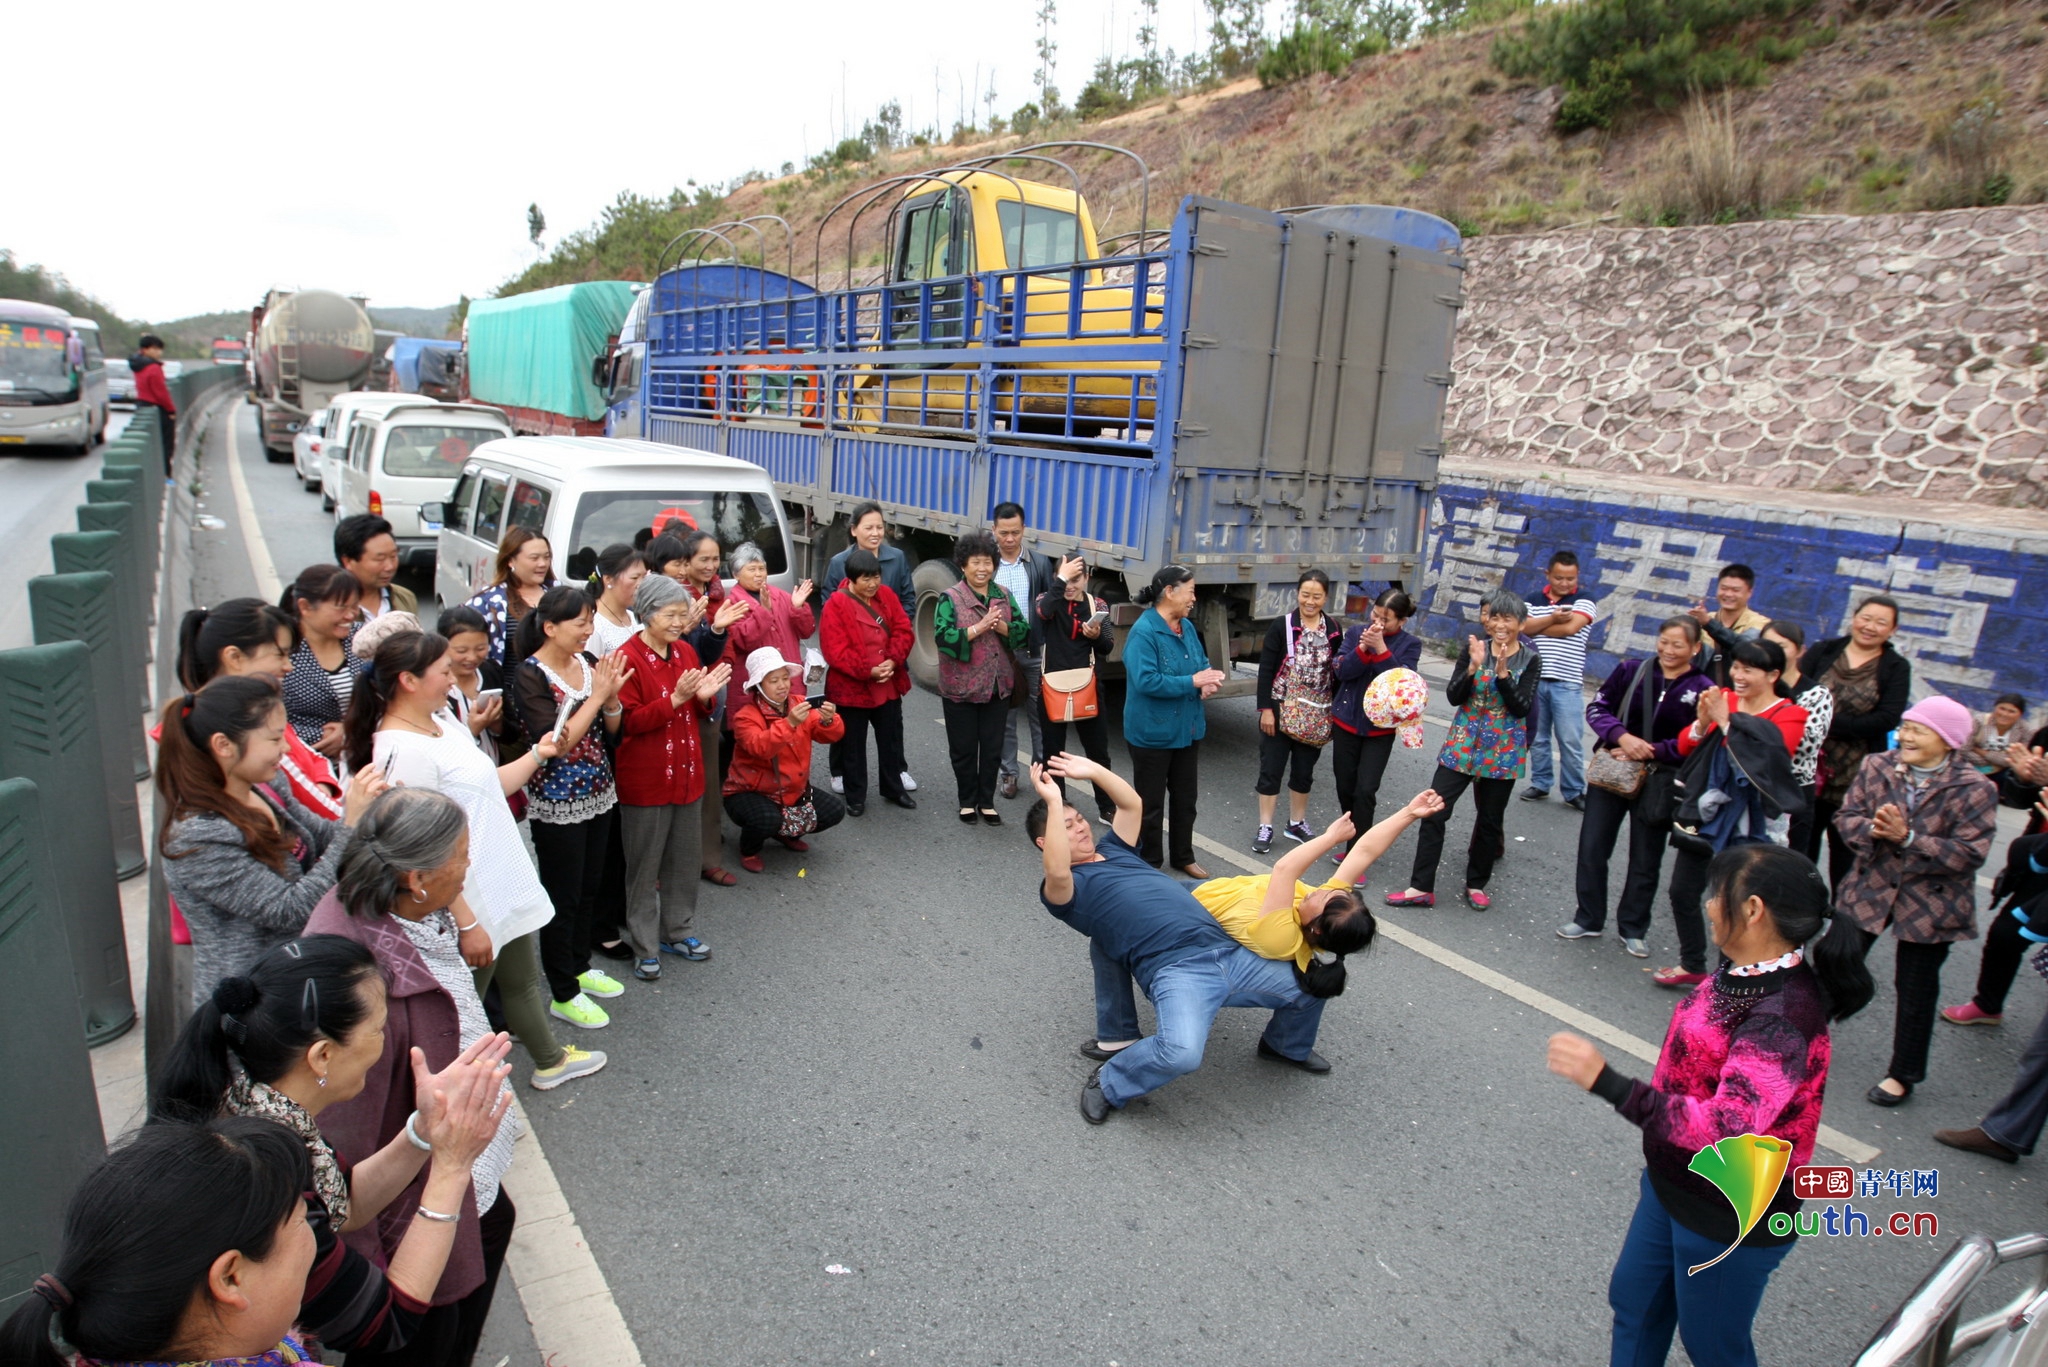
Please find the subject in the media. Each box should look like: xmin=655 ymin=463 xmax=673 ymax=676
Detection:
xmin=1521 ymin=550 xmax=1597 ymax=811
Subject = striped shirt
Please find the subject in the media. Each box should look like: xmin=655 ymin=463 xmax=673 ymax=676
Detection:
xmin=1526 ymin=595 xmax=1597 ymax=683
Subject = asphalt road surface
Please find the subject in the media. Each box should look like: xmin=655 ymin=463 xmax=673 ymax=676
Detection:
xmin=174 ymin=397 xmax=2048 ymax=1366
xmin=0 ymin=407 xmax=140 ymax=651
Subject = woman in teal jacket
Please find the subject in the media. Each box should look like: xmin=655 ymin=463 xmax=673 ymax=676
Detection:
xmin=1122 ymin=566 xmax=1227 ymax=876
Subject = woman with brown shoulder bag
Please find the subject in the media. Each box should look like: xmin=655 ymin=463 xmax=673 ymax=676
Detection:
xmin=1036 ymin=554 xmax=1116 ymax=822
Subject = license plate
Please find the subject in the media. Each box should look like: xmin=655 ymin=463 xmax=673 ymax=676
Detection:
xmin=0 ymin=435 xmax=25 ymax=444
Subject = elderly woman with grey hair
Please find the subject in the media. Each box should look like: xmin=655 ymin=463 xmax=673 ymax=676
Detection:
xmin=1387 ymin=586 xmax=1544 ymax=910
xmin=718 ymin=539 xmax=817 ymax=721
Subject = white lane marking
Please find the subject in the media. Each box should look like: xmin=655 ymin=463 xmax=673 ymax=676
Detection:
xmin=505 ymin=1104 xmax=645 ymax=1367
xmin=219 ymin=409 xmax=644 ymax=1364
xmin=221 ymin=408 xmax=282 ymax=601
xmin=1184 ymin=830 xmax=1882 ymax=1164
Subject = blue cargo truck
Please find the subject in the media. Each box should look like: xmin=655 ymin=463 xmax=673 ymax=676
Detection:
xmin=600 ymin=144 xmax=1463 ymax=693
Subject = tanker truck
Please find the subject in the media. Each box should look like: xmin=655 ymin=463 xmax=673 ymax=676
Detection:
xmin=250 ymin=289 xmax=376 ymax=459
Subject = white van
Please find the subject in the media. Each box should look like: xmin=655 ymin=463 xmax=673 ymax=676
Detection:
xmin=425 ymin=436 xmax=795 ymax=609
xmin=317 ymin=391 xmax=428 ymax=510
xmin=335 ymin=402 xmax=512 ymax=571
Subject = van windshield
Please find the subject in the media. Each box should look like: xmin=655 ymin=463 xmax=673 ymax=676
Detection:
xmin=382 ymin=425 xmax=503 ymax=477
xmin=0 ymin=320 xmax=77 ymax=395
xmin=566 ymin=489 xmax=787 ymax=583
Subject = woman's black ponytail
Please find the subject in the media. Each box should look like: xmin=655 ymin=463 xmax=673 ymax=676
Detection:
xmin=509 ymin=586 xmax=595 ymax=667
xmin=1705 ymin=844 xmax=1873 ymax=1021
xmin=1292 ymin=892 xmax=1377 ymax=999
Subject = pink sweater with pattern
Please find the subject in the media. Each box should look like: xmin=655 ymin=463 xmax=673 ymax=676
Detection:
xmin=1591 ymin=962 xmax=1833 ymax=1245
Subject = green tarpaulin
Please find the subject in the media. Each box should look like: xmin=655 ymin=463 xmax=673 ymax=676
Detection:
xmin=467 ymin=281 xmax=635 ymax=422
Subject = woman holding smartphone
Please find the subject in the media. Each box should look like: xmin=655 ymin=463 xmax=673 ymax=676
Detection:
xmin=1035 ymin=554 xmax=1116 ymax=823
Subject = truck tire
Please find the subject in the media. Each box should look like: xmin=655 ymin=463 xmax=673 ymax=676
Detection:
xmin=907 ymin=557 xmax=961 ymax=695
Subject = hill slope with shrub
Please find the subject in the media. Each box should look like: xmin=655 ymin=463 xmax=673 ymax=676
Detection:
xmin=501 ymin=0 xmax=2046 ymax=297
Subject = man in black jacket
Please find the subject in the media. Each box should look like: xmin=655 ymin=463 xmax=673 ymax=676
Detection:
xmin=992 ymin=502 xmax=1064 ymax=798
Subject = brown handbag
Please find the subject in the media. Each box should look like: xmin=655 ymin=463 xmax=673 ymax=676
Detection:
xmin=1586 ymin=660 xmax=1653 ymax=799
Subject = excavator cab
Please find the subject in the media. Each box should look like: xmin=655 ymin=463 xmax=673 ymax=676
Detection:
xmin=888 ymin=185 xmax=971 ymax=345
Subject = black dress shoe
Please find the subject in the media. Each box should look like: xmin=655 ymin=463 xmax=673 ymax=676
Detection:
xmin=884 ymin=791 xmax=917 ymax=810
xmin=1934 ymin=1126 xmax=2018 ymax=1162
xmin=1079 ymin=1067 xmax=1111 ymax=1124
xmin=1257 ymin=1039 xmax=1332 ymax=1073
xmin=1866 ymin=1080 xmax=1913 ymax=1107
xmin=980 ymin=808 xmax=1003 ymax=826
xmin=592 ymin=940 xmax=635 ymax=962
xmin=846 ymin=801 xmax=866 ymax=817
xmin=1079 ymin=1038 xmax=1131 ymax=1062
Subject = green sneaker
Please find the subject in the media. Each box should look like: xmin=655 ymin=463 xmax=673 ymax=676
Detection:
xmin=549 ymin=993 xmax=610 ymax=1030
xmin=530 ymin=1045 xmax=607 ymax=1091
xmin=577 ymin=968 xmax=624 ymax=999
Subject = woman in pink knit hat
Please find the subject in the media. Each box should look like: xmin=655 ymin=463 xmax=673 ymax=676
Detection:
xmin=1832 ymin=694 xmax=1996 ymax=1107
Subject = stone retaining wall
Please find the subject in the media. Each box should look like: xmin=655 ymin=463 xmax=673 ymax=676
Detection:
xmin=1445 ymin=207 xmax=2048 ymax=507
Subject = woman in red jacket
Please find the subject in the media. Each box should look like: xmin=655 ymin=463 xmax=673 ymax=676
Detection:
xmin=724 ymin=647 xmax=847 ymax=872
xmin=614 ymin=574 xmax=731 ymax=983
xmin=819 ymin=548 xmax=916 ymax=817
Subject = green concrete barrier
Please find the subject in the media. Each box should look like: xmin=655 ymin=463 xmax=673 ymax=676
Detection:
xmin=75 ymin=502 xmax=149 ymax=716
xmin=29 ymin=572 xmax=147 ymax=879
xmin=0 ymin=646 xmax=135 ymax=1044
xmin=51 ymin=532 xmax=145 ymax=741
xmin=0 ymin=777 xmax=108 ymax=1309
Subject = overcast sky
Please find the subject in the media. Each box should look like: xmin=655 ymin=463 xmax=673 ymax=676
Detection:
xmin=14 ymin=0 xmax=1223 ymax=321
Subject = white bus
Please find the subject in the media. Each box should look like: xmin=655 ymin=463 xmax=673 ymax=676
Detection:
xmin=0 ymin=299 xmax=97 ymax=454
xmin=66 ymin=315 xmax=110 ymax=445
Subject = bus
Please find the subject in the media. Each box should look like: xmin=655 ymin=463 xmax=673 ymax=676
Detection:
xmin=66 ymin=316 xmax=110 ymax=445
xmin=0 ymin=299 xmax=98 ymax=454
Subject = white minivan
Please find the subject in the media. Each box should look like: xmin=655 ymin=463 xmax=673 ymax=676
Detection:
xmin=317 ymin=391 xmax=427 ymax=510
xmin=426 ymin=436 xmax=796 ymax=609
xmin=335 ymin=402 xmax=511 ymax=571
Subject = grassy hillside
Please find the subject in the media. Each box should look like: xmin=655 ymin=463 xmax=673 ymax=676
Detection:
xmin=0 ymin=250 xmax=151 ymax=354
xmin=501 ymin=0 xmax=2046 ymax=295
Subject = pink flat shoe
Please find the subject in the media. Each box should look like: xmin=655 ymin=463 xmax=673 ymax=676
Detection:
xmin=1941 ymin=1001 xmax=2002 ymax=1026
xmin=1653 ymin=966 xmax=1709 ymax=989
xmin=1383 ymin=890 xmax=1434 ymax=907
xmin=1464 ymin=888 xmax=1492 ymax=910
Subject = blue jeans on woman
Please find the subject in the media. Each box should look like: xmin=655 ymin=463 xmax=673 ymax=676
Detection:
xmin=1609 ymin=1171 xmax=1792 ymax=1367
xmin=1093 ymin=945 xmax=1326 ymax=1108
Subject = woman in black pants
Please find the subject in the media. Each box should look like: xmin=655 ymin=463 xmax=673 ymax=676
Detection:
xmin=1832 ymin=695 xmax=1997 ymax=1106
xmin=1801 ymin=596 xmax=1911 ymax=887
xmin=1559 ymin=616 xmax=1713 ymax=957
xmin=1945 ymin=827 xmax=2048 ymax=1027
xmin=1035 ymin=554 xmax=1117 ymax=822
xmin=1386 ymin=588 xmax=1542 ymax=912
xmin=1330 ymin=588 xmax=1423 ymax=852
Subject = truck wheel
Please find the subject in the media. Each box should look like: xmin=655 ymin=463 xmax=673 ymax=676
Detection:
xmin=907 ymin=557 xmax=961 ymax=695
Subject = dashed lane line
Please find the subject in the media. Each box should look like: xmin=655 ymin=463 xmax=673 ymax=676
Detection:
xmin=217 ymin=407 xmax=644 ymax=1365
xmin=1183 ymin=830 xmax=1882 ymax=1164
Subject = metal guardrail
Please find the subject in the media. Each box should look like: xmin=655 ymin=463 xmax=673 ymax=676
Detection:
xmin=1855 ymin=1233 xmax=2048 ymax=1366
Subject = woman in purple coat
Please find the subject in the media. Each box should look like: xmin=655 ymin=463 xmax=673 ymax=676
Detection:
xmin=1329 ymin=589 xmax=1424 ymax=845
xmin=1559 ymin=617 xmax=1715 ymax=957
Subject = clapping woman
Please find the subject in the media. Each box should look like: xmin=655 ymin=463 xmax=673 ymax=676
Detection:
xmin=1387 ymin=587 xmax=1542 ymax=911
xmin=934 ymin=530 xmax=1030 ymax=825
xmin=149 ymin=927 xmax=514 ymax=1362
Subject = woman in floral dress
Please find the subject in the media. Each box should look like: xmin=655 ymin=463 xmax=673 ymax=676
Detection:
xmin=1387 ymin=587 xmax=1542 ymax=910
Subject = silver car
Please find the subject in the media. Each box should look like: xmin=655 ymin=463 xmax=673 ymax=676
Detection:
xmin=106 ymin=357 xmax=137 ymax=405
xmin=293 ymin=408 xmax=332 ymax=492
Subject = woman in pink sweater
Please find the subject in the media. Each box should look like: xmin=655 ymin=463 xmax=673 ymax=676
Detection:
xmin=1546 ymin=844 xmax=1872 ymax=1367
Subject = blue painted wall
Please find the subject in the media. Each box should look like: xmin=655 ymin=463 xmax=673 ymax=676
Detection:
xmin=1407 ymin=476 xmax=2048 ymax=719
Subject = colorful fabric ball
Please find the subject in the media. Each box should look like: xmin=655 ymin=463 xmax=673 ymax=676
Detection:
xmin=1363 ymin=667 xmax=1431 ymax=748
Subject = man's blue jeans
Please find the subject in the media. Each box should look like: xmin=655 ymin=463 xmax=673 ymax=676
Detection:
xmin=1608 ymin=1171 xmax=1792 ymax=1367
xmin=1092 ymin=945 xmax=1326 ymax=1108
xmin=1527 ymin=677 xmax=1588 ymax=800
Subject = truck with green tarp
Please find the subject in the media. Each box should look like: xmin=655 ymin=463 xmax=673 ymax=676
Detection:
xmin=461 ymin=280 xmax=637 ymax=437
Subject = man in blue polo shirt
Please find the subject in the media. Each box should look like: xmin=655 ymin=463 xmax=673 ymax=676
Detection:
xmin=1029 ymin=754 xmax=1329 ymax=1124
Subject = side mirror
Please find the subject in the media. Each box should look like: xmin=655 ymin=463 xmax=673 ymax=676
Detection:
xmin=419 ymin=501 xmax=448 ymax=527
xmin=591 ymin=353 xmax=612 ymax=388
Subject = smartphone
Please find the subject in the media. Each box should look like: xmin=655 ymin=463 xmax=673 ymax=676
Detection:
xmin=1085 ymin=609 xmax=1111 ymax=630
xmin=474 ymin=688 xmax=502 ymax=704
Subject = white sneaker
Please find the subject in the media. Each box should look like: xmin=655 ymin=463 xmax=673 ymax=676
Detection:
xmin=830 ymin=774 xmax=845 ymax=794
xmin=900 ymin=771 xmax=918 ymax=792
